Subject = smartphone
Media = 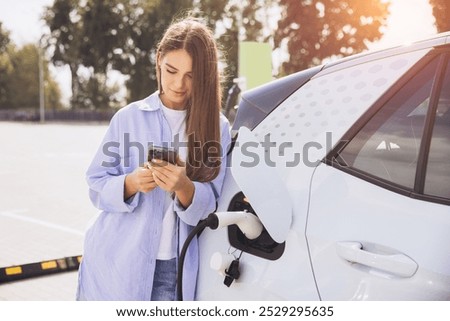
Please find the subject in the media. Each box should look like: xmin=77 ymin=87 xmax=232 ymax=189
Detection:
xmin=148 ymin=146 xmax=178 ymax=165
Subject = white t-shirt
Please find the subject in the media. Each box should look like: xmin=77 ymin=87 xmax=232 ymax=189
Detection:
xmin=156 ymin=103 xmax=187 ymax=260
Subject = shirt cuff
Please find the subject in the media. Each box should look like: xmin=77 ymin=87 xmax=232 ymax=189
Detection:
xmin=91 ymin=174 xmax=141 ymax=213
xmin=174 ymin=181 xmax=216 ymax=226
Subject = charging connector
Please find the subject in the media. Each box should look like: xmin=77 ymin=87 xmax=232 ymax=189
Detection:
xmin=177 ymin=211 xmax=264 ymax=300
xmin=207 ymin=211 xmax=263 ymax=240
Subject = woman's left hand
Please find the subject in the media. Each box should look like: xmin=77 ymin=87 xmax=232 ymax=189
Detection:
xmin=150 ymin=159 xmax=195 ymax=208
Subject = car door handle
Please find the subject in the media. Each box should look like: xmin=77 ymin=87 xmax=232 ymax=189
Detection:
xmin=335 ymin=241 xmax=418 ymax=278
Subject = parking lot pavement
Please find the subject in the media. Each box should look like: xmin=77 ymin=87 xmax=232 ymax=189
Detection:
xmin=0 ymin=122 xmax=107 ymax=301
xmin=0 ymin=272 xmax=78 ymax=301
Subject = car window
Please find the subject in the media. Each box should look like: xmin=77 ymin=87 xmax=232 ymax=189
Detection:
xmin=338 ymin=56 xmax=440 ymax=189
xmin=424 ymin=59 xmax=450 ymax=199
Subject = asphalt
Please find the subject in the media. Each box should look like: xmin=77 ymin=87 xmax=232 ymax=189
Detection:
xmin=0 ymin=121 xmax=108 ymax=300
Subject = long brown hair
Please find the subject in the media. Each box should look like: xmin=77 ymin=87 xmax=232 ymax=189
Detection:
xmin=156 ymin=17 xmax=222 ymax=182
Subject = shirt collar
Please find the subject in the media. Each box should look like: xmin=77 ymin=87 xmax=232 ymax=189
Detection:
xmin=137 ymin=91 xmax=162 ymax=112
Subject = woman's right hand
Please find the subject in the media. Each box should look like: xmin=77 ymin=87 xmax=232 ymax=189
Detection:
xmin=124 ymin=163 xmax=157 ymax=200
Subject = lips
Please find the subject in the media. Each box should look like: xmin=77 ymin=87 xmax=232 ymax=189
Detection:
xmin=172 ymin=90 xmax=185 ymax=96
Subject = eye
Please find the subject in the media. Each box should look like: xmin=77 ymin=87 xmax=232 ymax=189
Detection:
xmin=166 ymin=69 xmax=176 ymax=74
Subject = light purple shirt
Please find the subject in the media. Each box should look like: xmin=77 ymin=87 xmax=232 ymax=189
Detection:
xmin=77 ymin=92 xmax=231 ymax=300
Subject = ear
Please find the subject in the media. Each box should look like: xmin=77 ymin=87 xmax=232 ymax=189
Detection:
xmin=156 ymin=52 xmax=161 ymax=68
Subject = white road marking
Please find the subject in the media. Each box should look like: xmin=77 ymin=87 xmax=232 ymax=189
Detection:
xmin=0 ymin=210 xmax=84 ymax=236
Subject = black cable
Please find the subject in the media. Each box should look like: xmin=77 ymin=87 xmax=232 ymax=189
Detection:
xmin=177 ymin=213 xmax=218 ymax=301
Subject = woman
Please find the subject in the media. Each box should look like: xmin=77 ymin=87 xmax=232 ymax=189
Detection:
xmin=77 ymin=16 xmax=231 ymax=301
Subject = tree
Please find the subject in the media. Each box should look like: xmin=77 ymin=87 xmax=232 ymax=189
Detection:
xmin=0 ymin=22 xmax=10 ymax=53
xmin=44 ymin=0 xmax=197 ymax=106
xmin=1 ymin=23 xmax=61 ymax=110
xmin=0 ymin=23 xmax=12 ymax=108
xmin=429 ymin=0 xmax=450 ymax=32
xmin=43 ymin=0 xmax=85 ymax=108
xmin=73 ymin=73 xmax=119 ymax=109
xmin=44 ymin=1 xmax=252 ymax=107
xmin=116 ymin=0 xmax=194 ymax=102
xmin=78 ymin=0 xmax=132 ymax=108
xmin=274 ymin=0 xmax=390 ymax=75
xmin=4 ymin=44 xmax=62 ymax=110
xmin=79 ymin=1 xmax=127 ymax=74
xmin=196 ymin=0 xmax=275 ymax=103
xmin=43 ymin=0 xmax=392 ymax=109
xmin=9 ymin=45 xmax=40 ymax=109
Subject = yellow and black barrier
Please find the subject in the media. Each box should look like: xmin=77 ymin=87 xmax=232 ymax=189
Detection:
xmin=0 ymin=255 xmax=82 ymax=284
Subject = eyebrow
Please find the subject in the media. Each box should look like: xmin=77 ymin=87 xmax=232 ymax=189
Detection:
xmin=165 ymin=62 xmax=192 ymax=74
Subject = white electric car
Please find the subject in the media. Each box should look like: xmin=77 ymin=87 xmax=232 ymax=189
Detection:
xmin=195 ymin=32 xmax=450 ymax=300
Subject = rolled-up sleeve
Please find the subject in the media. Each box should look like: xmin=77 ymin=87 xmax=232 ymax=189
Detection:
xmin=88 ymin=174 xmax=141 ymax=213
xmin=175 ymin=117 xmax=231 ymax=226
xmin=86 ymin=111 xmax=141 ymax=213
xmin=174 ymin=181 xmax=217 ymax=226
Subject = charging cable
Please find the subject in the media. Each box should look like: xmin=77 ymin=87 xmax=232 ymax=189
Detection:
xmin=177 ymin=211 xmax=263 ymax=301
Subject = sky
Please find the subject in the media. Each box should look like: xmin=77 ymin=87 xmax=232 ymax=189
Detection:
xmin=368 ymin=0 xmax=437 ymax=50
xmin=0 ymin=0 xmax=438 ymax=105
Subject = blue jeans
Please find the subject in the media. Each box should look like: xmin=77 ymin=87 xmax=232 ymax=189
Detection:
xmin=151 ymin=258 xmax=177 ymax=301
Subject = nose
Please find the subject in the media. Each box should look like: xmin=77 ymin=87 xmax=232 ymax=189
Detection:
xmin=174 ymin=75 xmax=185 ymax=90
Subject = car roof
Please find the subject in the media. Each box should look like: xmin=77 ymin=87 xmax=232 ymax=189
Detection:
xmin=321 ymin=31 xmax=450 ymax=75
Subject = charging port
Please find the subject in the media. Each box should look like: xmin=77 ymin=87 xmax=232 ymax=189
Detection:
xmin=227 ymin=192 xmax=285 ymax=260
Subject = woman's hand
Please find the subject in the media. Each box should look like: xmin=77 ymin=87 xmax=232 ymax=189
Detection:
xmin=150 ymin=159 xmax=195 ymax=208
xmin=124 ymin=164 xmax=157 ymax=200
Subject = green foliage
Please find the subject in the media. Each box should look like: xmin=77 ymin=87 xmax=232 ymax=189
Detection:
xmin=43 ymin=0 xmax=84 ymax=108
xmin=46 ymin=78 xmax=63 ymax=110
xmin=74 ymin=73 xmax=120 ymax=109
xmin=0 ymin=44 xmax=62 ymax=110
xmin=0 ymin=54 xmax=13 ymax=108
xmin=429 ymin=0 xmax=450 ymax=32
xmin=0 ymin=22 xmax=10 ymax=54
xmin=9 ymin=45 xmax=40 ymax=109
xmin=116 ymin=0 xmax=194 ymax=102
xmin=43 ymin=0 xmax=81 ymax=67
xmin=0 ymin=23 xmax=12 ymax=108
xmin=44 ymin=0 xmax=198 ymax=106
xmin=188 ymin=0 xmax=276 ymax=107
xmin=80 ymin=0 xmax=128 ymax=74
xmin=274 ymin=0 xmax=390 ymax=75
xmin=42 ymin=0 xmax=393 ymax=109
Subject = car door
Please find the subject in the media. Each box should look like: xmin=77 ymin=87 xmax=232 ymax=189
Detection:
xmin=307 ymin=50 xmax=450 ymax=300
